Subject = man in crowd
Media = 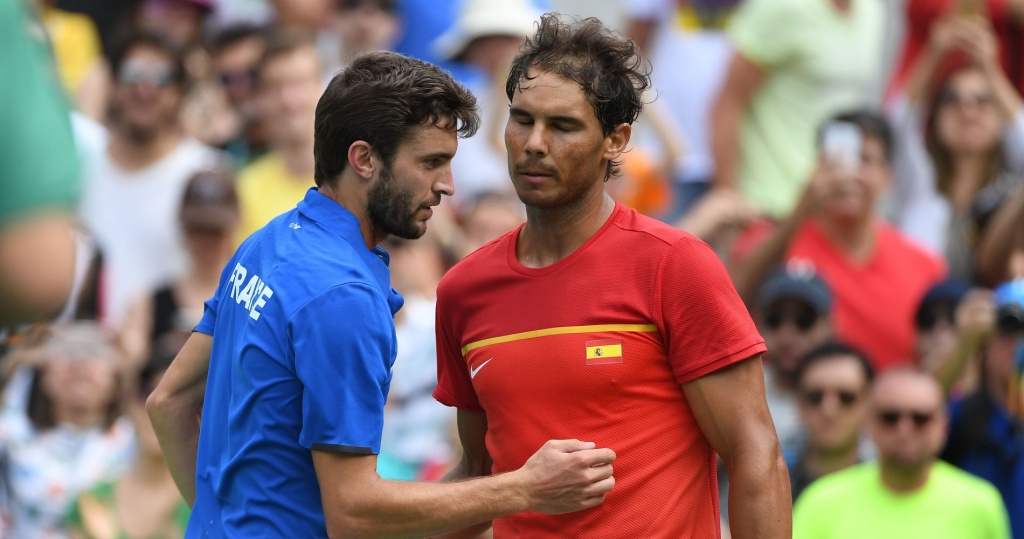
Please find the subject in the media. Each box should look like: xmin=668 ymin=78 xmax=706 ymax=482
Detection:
xmin=794 ymin=369 xmax=1010 ymax=538
xmin=209 ymin=23 xmax=269 ymax=167
xmin=434 ymin=14 xmax=790 ymax=538
xmin=711 ymin=0 xmax=885 ymax=219
xmin=943 ymin=280 xmax=1024 ymax=538
xmin=234 ymin=31 xmax=322 ymax=242
xmin=786 ymin=341 xmax=874 ymax=500
xmin=732 ymin=110 xmax=947 ymax=370
xmin=78 ymin=30 xmax=224 ymax=326
xmin=148 ymin=51 xmax=617 ymax=537
xmin=757 ymin=266 xmax=836 ymax=448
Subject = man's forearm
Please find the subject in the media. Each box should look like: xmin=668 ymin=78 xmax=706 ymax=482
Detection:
xmin=725 ymin=443 xmax=792 ymax=539
xmin=710 ymin=96 xmax=742 ymax=191
xmin=147 ymin=389 xmax=203 ymax=506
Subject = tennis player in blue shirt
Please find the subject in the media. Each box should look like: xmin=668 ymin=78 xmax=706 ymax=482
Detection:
xmin=147 ymin=51 xmax=616 ymax=538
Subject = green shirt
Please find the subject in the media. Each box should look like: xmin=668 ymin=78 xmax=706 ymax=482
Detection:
xmin=794 ymin=461 xmax=1011 ymax=539
xmin=727 ymin=0 xmax=884 ymax=218
xmin=0 ymin=0 xmax=79 ymax=226
xmin=66 ymin=481 xmax=191 ymax=539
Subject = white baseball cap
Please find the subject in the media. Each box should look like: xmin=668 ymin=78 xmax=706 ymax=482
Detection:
xmin=432 ymin=0 xmax=541 ymax=61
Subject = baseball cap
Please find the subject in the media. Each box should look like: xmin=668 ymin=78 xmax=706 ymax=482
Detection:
xmin=432 ymin=0 xmax=540 ymax=61
xmin=995 ymin=280 xmax=1024 ymax=334
xmin=179 ymin=170 xmax=239 ymax=230
xmin=758 ymin=266 xmax=833 ymax=315
xmin=914 ymin=279 xmax=971 ymax=328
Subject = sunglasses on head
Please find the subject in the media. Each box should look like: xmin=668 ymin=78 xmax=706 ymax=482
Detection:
xmin=764 ymin=305 xmax=819 ymax=332
xmin=117 ymin=61 xmax=177 ymax=87
xmin=800 ymin=388 xmax=861 ymax=408
xmin=939 ymin=89 xmax=995 ymax=108
xmin=876 ymin=408 xmax=936 ymax=428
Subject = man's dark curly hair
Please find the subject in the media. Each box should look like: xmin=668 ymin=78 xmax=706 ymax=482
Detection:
xmin=506 ymin=14 xmax=652 ymax=180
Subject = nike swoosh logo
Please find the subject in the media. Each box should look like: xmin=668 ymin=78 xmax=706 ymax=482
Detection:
xmin=470 ymin=358 xmax=492 ymax=379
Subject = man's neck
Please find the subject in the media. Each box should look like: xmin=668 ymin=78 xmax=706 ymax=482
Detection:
xmin=318 ymin=180 xmax=381 ymax=250
xmin=816 ymin=214 xmax=877 ymax=263
xmin=879 ymin=459 xmax=933 ymax=494
xmin=804 ymin=441 xmax=859 ymax=479
xmin=277 ymin=138 xmax=316 ymax=180
xmin=108 ymin=128 xmax=181 ymax=172
xmin=517 ymin=186 xmax=614 ymax=268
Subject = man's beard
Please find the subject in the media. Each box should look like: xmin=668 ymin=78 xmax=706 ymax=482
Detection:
xmin=366 ymin=161 xmax=424 ymax=240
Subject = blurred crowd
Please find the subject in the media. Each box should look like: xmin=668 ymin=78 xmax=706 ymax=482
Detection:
xmin=0 ymin=0 xmax=1023 ymax=537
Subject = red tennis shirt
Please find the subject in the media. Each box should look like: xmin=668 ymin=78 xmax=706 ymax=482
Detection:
xmin=433 ymin=203 xmax=766 ymax=538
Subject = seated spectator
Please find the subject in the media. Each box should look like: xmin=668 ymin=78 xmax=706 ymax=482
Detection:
xmin=66 ymin=348 xmax=189 ymax=539
xmin=0 ymin=323 xmax=135 ymax=538
xmin=711 ymin=0 xmax=885 ymax=219
xmin=787 ymin=341 xmax=874 ymax=501
xmin=207 ymin=24 xmax=270 ymax=167
xmin=915 ymin=280 xmax=997 ymax=397
xmin=77 ymin=30 xmax=225 ymax=326
xmin=732 ymin=110 xmax=947 ymax=371
xmin=235 ymin=31 xmax=322 ymax=243
xmin=757 ymin=266 xmax=836 ymax=449
xmin=119 ymin=170 xmax=240 ymax=366
xmin=794 ymin=369 xmax=1011 ymax=539
xmin=942 ymin=279 xmax=1024 ymax=538
xmin=894 ymin=15 xmax=1024 ymax=278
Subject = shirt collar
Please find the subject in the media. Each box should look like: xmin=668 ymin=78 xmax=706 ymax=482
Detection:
xmin=296 ymin=188 xmax=401 ymax=311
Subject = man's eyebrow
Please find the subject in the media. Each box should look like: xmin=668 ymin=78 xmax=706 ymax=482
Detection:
xmin=509 ymin=107 xmax=586 ymax=127
xmin=420 ymin=151 xmax=455 ymax=161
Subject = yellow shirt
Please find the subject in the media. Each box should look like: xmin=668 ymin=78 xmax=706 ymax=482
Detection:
xmin=236 ymin=152 xmax=314 ymax=244
xmin=43 ymin=8 xmax=101 ymax=98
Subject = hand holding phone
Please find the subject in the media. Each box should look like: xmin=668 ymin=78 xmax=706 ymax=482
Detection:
xmin=820 ymin=122 xmax=862 ymax=174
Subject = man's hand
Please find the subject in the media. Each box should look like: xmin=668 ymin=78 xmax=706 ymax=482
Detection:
xmin=512 ymin=439 xmax=616 ymax=515
xmin=956 ymin=288 xmax=997 ymax=342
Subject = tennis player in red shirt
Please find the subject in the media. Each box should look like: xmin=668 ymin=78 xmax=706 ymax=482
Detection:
xmin=433 ymin=14 xmax=791 ymax=539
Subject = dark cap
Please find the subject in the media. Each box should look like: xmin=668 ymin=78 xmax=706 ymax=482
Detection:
xmin=180 ymin=170 xmax=239 ymax=230
xmin=995 ymin=280 xmax=1024 ymax=334
xmin=915 ymin=278 xmax=970 ymax=319
xmin=758 ymin=265 xmax=833 ymax=315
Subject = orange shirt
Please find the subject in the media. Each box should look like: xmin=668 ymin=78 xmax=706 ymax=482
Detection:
xmin=786 ymin=219 xmax=947 ymax=370
xmin=434 ymin=204 xmax=765 ymax=538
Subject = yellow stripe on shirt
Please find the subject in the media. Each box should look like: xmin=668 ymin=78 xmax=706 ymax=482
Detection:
xmin=461 ymin=324 xmax=658 ymax=356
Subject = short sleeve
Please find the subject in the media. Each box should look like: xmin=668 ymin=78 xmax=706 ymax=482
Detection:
xmin=656 ymin=237 xmax=766 ymax=384
xmin=432 ymin=282 xmax=482 ymax=412
xmin=291 ymin=283 xmax=394 ymax=454
xmin=194 ymin=253 xmax=242 ymax=335
xmin=727 ymin=0 xmax=799 ymax=68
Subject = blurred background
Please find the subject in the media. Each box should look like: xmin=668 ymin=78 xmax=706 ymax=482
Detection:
xmin=0 ymin=0 xmax=1023 ymax=537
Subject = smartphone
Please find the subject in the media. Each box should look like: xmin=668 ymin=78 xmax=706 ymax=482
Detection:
xmin=821 ymin=122 xmax=862 ymax=174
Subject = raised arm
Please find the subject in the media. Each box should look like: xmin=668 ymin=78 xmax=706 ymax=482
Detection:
xmin=682 ymin=355 xmax=791 ymax=539
xmin=146 ymin=331 xmax=212 ymax=506
xmin=710 ymin=53 xmax=764 ymax=191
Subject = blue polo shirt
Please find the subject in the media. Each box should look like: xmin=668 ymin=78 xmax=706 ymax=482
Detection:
xmin=187 ymin=188 xmax=404 ymax=537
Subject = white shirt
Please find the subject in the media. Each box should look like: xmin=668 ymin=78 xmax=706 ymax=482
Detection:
xmin=78 ymin=138 xmax=224 ymax=326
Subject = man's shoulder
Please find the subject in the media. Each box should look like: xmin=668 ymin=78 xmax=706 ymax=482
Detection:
xmin=798 ymin=462 xmax=876 ymax=505
xmin=877 ymin=221 xmax=946 ymax=272
xmin=610 ymin=204 xmax=694 ymax=245
xmin=930 ymin=461 xmax=1003 ymax=501
xmin=237 ymin=152 xmax=282 ymax=183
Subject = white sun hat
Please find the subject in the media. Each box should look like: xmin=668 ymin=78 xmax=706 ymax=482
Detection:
xmin=432 ymin=0 xmax=542 ymax=61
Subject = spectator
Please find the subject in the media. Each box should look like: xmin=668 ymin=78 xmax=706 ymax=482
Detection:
xmin=66 ymin=348 xmax=189 ymax=539
xmin=0 ymin=323 xmax=135 ymax=539
xmin=913 ymin=280 xmax=996 ymax=396
xmin=624 ymin=0 xmax=740 ymax=220
xmin=894 ymin=15 xmax=1024 ymax=279
xmin=234 ymin=31 xmax=322 ymax=242
xmin=711 ymin=0 xmax=885 ymax=219
xmin=787 ymin=341 xmax=875 ymax=501
xmin=794 ymin=369 xmax=1011 ymax=539
xmin=327 ymin=0 xmax=400 ymax=74
xmin=433 ymin=0 xmax=539 ymax=208
xmin=942 ymin=279 xmax=1024 ymax=538
xmin=732 ymin=110 xmax=947 ymax=371
xmin=757 ymin=266 xmax=836 ymax=449
xmin=119 ymin=170 xmax=240 ymax=366
xmin=453 ymin=191 xmax=526 ymax=260
xmin=976 ymin=178 xmax=1024 ymax=285
xmin=77 ymin=30 xmax=224 ymax=327
xmin=208 ymin=24 xmax=270 ymax=167
xmin=137 ymin=0 xmax=214 ymax=51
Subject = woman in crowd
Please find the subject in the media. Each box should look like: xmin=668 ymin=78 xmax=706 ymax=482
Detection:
xmin=119 ymin=169 xmax=239 ymax=366
xmin=0 ymin=323 xmax=135 ymax=538
xmin=895 ymin=14 xmax=1024 ymax=279
xmin=66 ymin=348 xmax=189 ymax=539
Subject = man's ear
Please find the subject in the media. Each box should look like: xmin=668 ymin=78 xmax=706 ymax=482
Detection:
xmin=347 ymin=141 xmax=377 ymax=181
xmin=602 ymin=123 xmax=632 ymax=163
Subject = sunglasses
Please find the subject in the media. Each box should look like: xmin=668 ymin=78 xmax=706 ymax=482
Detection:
xmin=764 ymin=306 xmax=819 ymax=332
xmin=916 ymin=303 xmax=956 ymax=331
xmin=939 ymin=90 xmax=995 ymax=108
xmin=117 ymin=61 xmax=177 ymax=87
xmin=219 ymin=67 xmax=259 ymax=88
xmin=800 ymin=388 xmax=861 ymax=408
xmin=876 ymin=408 xmax=936 ymax=428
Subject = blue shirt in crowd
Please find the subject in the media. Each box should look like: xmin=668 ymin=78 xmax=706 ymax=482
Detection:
xmin=187 ymin=188 xmax=404 ymax=538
